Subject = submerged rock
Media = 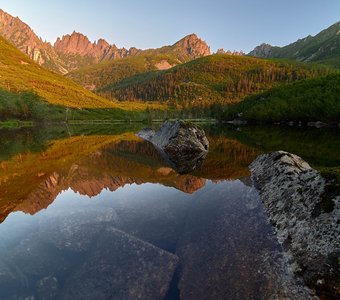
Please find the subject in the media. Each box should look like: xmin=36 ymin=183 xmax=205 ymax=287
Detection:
xmin=36 ymin=276 xmax=59 ymax=300
xmin=138 ymin=120 xmax=209 ymax=174
xmin=175 ymin=180 xmax=314 ymax=299
xmin=59 ymin=227 xmax=178 ymax=300
xmin=250 ymin=151 xmax=340 ymax=297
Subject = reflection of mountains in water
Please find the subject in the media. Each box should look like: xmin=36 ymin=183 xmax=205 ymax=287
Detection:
xmin=0 ymin=133 xmax=260 ymax=223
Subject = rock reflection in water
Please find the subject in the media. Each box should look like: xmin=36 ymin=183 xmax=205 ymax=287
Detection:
xmin=0 ymin=133 xmax=259 ymax=224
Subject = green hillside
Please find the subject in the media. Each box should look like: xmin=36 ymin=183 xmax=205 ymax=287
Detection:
xmin=249 ymin=22 xmax=340 ymax=68
xmin=67 ymin=53 xmax=181 ymax=91
xmin=222 ymin=74 xmax=340 ymax=123
xmin=98 ymin=54 xmax=331 ymax=107
xmin=0 ymin=35 xmax=168 ymax=122
xmin=0 ymin=36 xmax=121 ymax=108
xmin=0 ymin=36 xmax=165 ymax=122
xmin=0 ymin=89 xmax=152 ymax=123
xmin=67 ymin=34 xmax=210 ymax=91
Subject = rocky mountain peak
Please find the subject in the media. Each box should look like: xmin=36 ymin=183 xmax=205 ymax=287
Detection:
xmin=96 ymin=38 xmax=110 ymax=49
xmin=0 ymin=9 xmax=211 ymax=73
xmin=0 ymin=8 xmax=67 ymax=73
xmin=54 ymin=31 xmax=93 ymax=55
xmin=0 ymin=9 xmax=42 ymax=48
xmin=53 ymin=31 xmax=141 ymax=69
xmin=174 ymin=33 xmax=211 ymax=58
xmin=248 ymin=43 xmax=274 ymax=58
xmin=216 ymin=48 xmax=245 ymax=56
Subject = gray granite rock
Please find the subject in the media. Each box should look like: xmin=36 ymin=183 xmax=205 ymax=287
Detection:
xmin=250 ymin=151 xmax=340 ymax=296
xmin=59 ymin=227 xmax=178 ymax=300
xmin=138 ymin=120 xmax=209 ymax=174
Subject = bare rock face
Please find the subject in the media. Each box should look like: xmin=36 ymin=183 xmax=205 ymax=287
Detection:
xmin=250 ymin=151 xmax=340 ymax=297
xmin=138 ymin=121 xmax=209 ymax=174
xmin=216 ymin=48 xmax=245 ymax=56
xmin=173 ymin=33 xmax=211 ymax=58
xmin=54 ymin=31 xmax=141 ymax=70
xmin=0 ymin=9 xmax=68 ymax=73
xmin=248 ymin=43 xmax=274 ymax=58
xmin=54 ymin=32 xmax=210 ymax=70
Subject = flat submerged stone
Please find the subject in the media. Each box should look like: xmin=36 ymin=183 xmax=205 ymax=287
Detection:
xmin=59 ymin=227 xmax=178 ymax=300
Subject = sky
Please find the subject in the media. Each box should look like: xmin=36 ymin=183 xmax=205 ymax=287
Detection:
xmin=1 ymin=0 xmax=339 ymax=52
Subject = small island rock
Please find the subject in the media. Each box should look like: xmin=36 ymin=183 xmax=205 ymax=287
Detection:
xmin=138 ymin=120 xmax=209 ymax=174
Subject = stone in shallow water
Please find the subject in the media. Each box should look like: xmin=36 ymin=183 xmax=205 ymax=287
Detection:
xmin=0 ymin=238 xmax=75 ymax=299
xmin=59 ymin=227 xmax=178 ymax=300
xmin=138 ymin=120 xmax=209 ymax=174
xmin=8 ymin=237 xmax=76 ymax=277
xmin=38 ymin=208 xmax=117 ymax=253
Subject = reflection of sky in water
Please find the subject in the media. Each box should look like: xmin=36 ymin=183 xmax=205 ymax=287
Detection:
xmin=0 ymin=180 xmax=301 ymax=299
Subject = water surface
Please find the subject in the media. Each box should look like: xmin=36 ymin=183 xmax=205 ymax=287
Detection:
xmin=0 ymin=124 xmax=339 ymax=299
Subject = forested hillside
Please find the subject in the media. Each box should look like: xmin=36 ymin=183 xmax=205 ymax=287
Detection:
xmin=222 ymin=74 xmax=340 ymax=123
xmin=99 ymin=55 xmax=331 ymax=108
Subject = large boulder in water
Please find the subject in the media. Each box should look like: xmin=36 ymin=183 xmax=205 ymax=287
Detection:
xmin=138 ymin=120 xmax=209 ymax=174
xmin=250 ymin=151 xmax=340 ymax=297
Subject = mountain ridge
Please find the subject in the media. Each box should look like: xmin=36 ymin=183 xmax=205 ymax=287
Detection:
xmin=0 ymin=35 xmax=134 ymax=109
xmin=0 ymin=9 xmax=211 ymax=73
xmin=249 ymin=21 xmax=340 ymax=67
xmin=0 ymin=8 xmax=68 ymax=73
xmin=54 ymin=31 xmax=142 ymax=71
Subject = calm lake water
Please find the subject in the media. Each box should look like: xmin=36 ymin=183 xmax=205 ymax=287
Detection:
xmin=0 ymin=124 xmax=339 ymax=300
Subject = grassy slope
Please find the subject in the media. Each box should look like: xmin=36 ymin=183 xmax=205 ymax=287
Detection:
xmin=67 ymin=52 xmax=180 ymax=91
xmin=0 ymin=36 xmax=161 ymax=112
xmin=0 ymin=89 xmax=154 ymax=122
xmin=222 ymin=74 xmax=340 ymax=123
xmin=99 ymin=54 xmax=331 ymax=105
xmin=0 ymin=36 xmax=117 ymax=108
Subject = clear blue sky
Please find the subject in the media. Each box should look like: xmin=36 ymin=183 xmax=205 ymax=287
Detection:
xmin=1 ymin=0 xmax=339 ymax=52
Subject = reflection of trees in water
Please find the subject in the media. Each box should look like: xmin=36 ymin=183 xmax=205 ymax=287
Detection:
xmin=195 ymin=136 xmax=261 ymax=179
xmin=211 ymin=125 xmax=340 ymax=167
xmin=1 ymin=125 xmax=339 ymax=224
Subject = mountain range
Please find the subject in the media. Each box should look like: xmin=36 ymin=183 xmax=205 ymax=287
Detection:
xmin=0 ymin=9 xmax=211 ymax=74
xmin=249 ymin=21 xmax=340 ymax=68
xmin=0 ymin=7 xmax=339 ymax=122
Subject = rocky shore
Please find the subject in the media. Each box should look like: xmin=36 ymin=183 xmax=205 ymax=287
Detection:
xmin=250 ymin=151 xmax=340 ymax=297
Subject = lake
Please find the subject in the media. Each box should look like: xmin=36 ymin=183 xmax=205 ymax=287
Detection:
xmin=0 ymin=124 xmax=339 ymax=299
